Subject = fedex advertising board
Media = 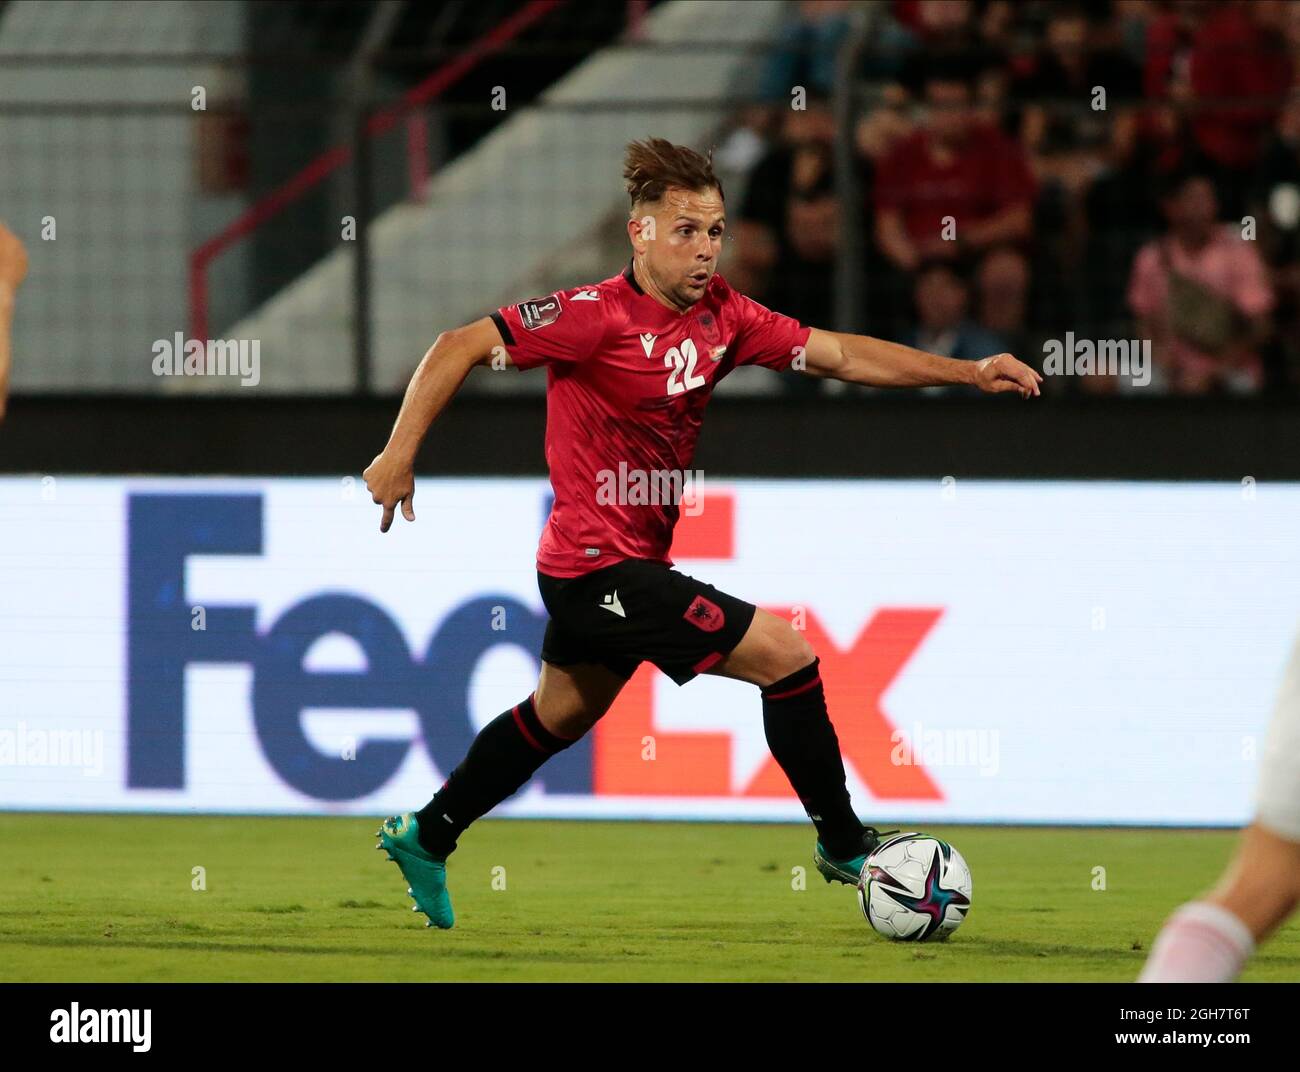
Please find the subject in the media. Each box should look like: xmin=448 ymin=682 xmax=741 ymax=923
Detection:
xmin=1 ymin=477 xmax=1296 ymax=826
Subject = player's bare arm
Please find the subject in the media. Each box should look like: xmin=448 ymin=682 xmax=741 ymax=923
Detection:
xmin=363 ymin=316 xmax=502 ymax=532
xmin=0 ymin=222 xmax=30 ymax=423
xmin=801 ymin=326 xmax=1042 ymax=397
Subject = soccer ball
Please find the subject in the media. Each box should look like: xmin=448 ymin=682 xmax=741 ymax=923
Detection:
xmin=857 ymin=832 xmax=972 ymax=941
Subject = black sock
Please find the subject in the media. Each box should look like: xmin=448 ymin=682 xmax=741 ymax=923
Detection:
xmin=761 ymin=658 xmax=864 ymax=859
xmin=414 ymin=694 xmax=577 ymax=858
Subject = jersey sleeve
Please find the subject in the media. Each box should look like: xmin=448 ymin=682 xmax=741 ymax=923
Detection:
xmin=730 ymin=293 xmax=812 ymax=372
xmin=491 ymin=290 xmax=604 ymax=370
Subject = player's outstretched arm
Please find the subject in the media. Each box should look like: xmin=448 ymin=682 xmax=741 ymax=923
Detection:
xmin=801 ymin=326 xmax=1042 ymax=398
xmin=0 ymin=222 xmax=30 ymax=424
xmin=363 ymin=316 xmax=503 ymax=532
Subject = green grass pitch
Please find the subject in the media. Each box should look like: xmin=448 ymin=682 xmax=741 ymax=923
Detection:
xmin=1 ymin=814 xmax=1296 ymax=982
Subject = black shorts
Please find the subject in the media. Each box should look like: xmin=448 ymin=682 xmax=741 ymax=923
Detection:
xmin=537 ymin=558 xmax=757 ymax=686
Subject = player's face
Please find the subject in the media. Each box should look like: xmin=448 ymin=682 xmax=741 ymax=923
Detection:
xmin=636 ymin=186 xmax=725 ymax=310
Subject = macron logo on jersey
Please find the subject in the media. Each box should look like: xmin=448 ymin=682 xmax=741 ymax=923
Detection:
xmin=599 ymin=591 xmax=626 ymax=618
xmin=639 ymin=333 xmax=657 ymax=358
xmin=571 ymin=290 xmax=600 ymax=302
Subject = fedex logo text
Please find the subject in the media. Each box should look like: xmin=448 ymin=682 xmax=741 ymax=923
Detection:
xmin=125 ymin=493 xmax=942 ymax=805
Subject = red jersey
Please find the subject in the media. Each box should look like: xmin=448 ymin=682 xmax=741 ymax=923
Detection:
xmin=492 ymin=264 xmax=810 ymax=577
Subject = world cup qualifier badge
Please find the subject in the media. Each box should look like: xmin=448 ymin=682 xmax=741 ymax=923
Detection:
xmin=519 ymin=294 xmax=562 ymax=330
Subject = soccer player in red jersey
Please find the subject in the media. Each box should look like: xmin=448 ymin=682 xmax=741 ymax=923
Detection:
xmin=366 ymin=139 xmax=1041 ymax=928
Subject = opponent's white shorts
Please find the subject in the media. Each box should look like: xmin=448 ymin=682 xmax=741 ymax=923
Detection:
xmin=1256 ymin=630 xmax=1300 ymax=843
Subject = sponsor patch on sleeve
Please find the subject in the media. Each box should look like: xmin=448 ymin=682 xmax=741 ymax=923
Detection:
xmin=518 ymin=294 xmax=562 ymax=330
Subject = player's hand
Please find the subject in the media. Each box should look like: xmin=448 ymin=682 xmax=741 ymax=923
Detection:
xmin=974 ymin=353 xmax=1042 ymax=399
xmin=0 ymin=223 xmax=28 ymax=291
xmin=363 ymin=451 xmax=416 ymax=533
xmin=0 ymin=223 xmax=24 ymax=426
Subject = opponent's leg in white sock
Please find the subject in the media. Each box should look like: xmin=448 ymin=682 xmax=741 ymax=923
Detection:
xmin=1138 ymin=901 xmax=1254 ymax=983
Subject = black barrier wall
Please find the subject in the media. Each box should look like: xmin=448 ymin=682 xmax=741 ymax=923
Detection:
xmin=3 ymin=396 xmax=1298 ymax=481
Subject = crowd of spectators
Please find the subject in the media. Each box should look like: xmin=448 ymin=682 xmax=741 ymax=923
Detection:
xmin=722 ymin=0 xmax=1300 ymax=397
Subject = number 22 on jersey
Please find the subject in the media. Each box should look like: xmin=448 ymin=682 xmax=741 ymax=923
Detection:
xmin=664 ymin=338 xmax=707 ymax=395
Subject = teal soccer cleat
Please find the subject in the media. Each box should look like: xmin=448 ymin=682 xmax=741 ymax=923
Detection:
xmin=375 ymin=813 xmax=455 ymax=929
xmin=814 ymin=827 xmax=897 ymax=886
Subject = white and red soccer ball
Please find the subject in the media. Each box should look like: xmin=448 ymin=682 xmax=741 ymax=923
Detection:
xmin=857 ymin=832 xmax=973 ymax=941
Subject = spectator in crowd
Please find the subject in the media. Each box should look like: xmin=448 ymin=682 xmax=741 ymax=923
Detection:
xmin=976 ymin=245 xmax=1034 ymax=358
xmin=1112 ymin=0 xmax=1154 ymax=67
xmin=1014 ymin=3 xmax=1143 ymax=206
xmin=1076 ymin=3 xmax=1170 ymax=338
xmin=855 ymin=80 xmax=915 ymax=167
xmin=1009 ymin=3 xmax=1145 ymax=344
xmin=1190 ymin=0 xmax=1293 ymax=215
xmin=974 ymin=0 xmax=1018 ymax=57
xmin=1144 ymin=0 xmax=1293 ymax=217
xmin=0 ymin=222 xmax=28 ymax=423
xmin=873 ymin=59 xmax=1037 ymax=341
xmin=886 ymin=0 xmax=1012 ymax=123
xmin=899 ymin=261 xmax=1009 ymax=394
xmin=1142 ymin=0 xmax=1207 ymax=97
xmin=717 ymin=1 xmax=854 ymax=185
xmin=860 ymin=0 xmax=922 ymax=81
xmin=1128 ymin=167 xmax=1274 ymax=395
xmin=734 ymin=0 xmax=1300 ymax=400
xmin=757 ymin=0 xmax=854 ymax=102
xmin=735 ymin=94 xmax=842 ymax=348
xmin=1250 ymin=88 xmax=1300 ymax=394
